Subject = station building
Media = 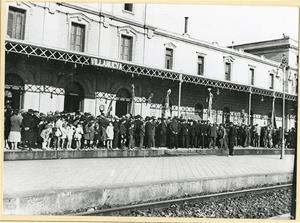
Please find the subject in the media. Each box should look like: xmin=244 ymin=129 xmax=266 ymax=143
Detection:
xmin=4 ymin=2 xmax=298 ymax=128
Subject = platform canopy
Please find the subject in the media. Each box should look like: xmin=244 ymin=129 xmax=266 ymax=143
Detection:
xmin=5 ymin=39 xmax=297 ymax=102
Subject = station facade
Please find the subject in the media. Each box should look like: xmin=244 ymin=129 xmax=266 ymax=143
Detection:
xmin=4 ymin=2 xmax=298 ymax=128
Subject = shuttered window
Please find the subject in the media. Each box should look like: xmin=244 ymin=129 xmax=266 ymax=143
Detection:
xmin=225 ymin=62 xmax=231 ymax=81
xmin=70 ymin=22 xmax=85 ymax=52
xmin=7 ymin=7 xmax=26 ymax=40
xmin=269 ymin=73 xmax=274 ymax=89
xmin=120 ymin=35 xmax=133 ymax=61
xmin=124 ymin=3 xmax=133 ymax=12
xmin=197 ymin=56 xmax=204 ymax=76
xmin=250 ymin=68 xmax=255 ymax=85
xmin=165 ymin=48 xmax=173 ymax=69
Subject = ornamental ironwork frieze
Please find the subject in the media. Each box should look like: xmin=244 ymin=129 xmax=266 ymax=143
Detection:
xmin=5 ymin=39 xmax=297 ymax=102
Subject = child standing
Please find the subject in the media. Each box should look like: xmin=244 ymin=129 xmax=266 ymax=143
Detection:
xmin=128 ymin=122 xmax=135 ymax=149
xmin=60 ymin=123 xmax=67 ymax=150
xmin=66 ymin=124 xmax=75 ymax=150
xmin=74 ymin=123 xmax=83 ymax=149
xmin=106 ymin=122 xmax=114 ymax=149
xmin=40 ymin=124 xmax=52 ymax=150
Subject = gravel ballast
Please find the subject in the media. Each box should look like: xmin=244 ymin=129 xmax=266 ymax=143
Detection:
xmin=114 ymin=188 xmax=291 ymax=218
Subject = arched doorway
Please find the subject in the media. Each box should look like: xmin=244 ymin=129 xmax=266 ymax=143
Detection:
xmin=194 ymin=103 xmax=203 ymax=119
xmin=115 ymin=88 xmax=131 ymax=117
xmin=64 ymin=82 xmax=84 ymax=112
xmin=5 ymin=73 xmax=24 ymax=110
xmin=223 ymin=107 xmax=230 ymax=124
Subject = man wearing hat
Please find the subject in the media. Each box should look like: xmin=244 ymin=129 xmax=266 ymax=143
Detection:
xmin=134 ymin=115 xmax=143 ymax=148
xmin=228 ymin=122 xmax=237 ymax=156
xmin=181 ymin=119 xmax=189 ymax=148
xmin=21 ymin=109 xmax=35 ymax=150
xmin=145 ymin=116 xmax=156 ymax=148
xmin=169 ymin=117 xmax=180 ymax=149
xmin=157 ymin=118 xmax=167 ymax=148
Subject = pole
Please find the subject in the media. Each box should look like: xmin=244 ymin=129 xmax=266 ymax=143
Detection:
xmin=248 ymin=87 xmax=252 ymax=125
xmin=281 ymin=64 xmax=286 ymax=159
xmin=178 ymin=74 xmax=182 ymax=117
xmin=271 ymin=93 xmax=275 ymax=128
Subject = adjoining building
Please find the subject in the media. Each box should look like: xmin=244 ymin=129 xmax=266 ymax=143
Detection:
xmin=4 ymin=2 xmax=297 ymax=128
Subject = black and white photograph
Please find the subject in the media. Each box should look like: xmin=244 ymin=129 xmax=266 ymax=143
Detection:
xmin=2 ymin=1 xmax=298 ymax=220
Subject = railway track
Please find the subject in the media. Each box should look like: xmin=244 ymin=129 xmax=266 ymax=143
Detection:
xmin=74 ymin=183 xmax=292 ymax=216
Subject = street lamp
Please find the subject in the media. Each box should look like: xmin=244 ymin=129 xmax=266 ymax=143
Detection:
xmin=278 ymin=54 xmax=289 ymax=159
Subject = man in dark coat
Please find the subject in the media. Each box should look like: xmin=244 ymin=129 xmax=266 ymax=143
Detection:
xmin=181 ymin=119 xmax=189 ymax=148
xmin=202 ymin=121 xmax=209 ymax=148
xmin=119 ymin=119 xmax=127 ymax=149
xmin=189 ymin=120 xmax=196 ymax=148
xmin=157 ymin=118 xmax=167 ymax=147
xmin=21 ymin=109 xmax=35 ymax=149
xmin=169 ymin=117 xmax=180 ymax=149
xmin=244 ymin=125 xmax=250 ymax=147
xmin=145 ymin=117 xmax=156 ymax=148
xmin=139 ymin=119 xmax=145 ymax=148
xmin=228 ymin=122 xmax=237 ymax=156
xmin=290 ymin=128 xmax=296 ymax=149
xmin=134 ymin=115 xmax=143 ymax=147
xmin=208 ymin=122 xmax=217 ymax=149
xmin=4 ymin=105 xmax=12 ymax=149
xmin=113 ymin=118 xmax=120 ymax=149
xmin=32 ymin=110 xmax=40 ymax=148
xmin=195 ymin=120 xmax=201 ymax=148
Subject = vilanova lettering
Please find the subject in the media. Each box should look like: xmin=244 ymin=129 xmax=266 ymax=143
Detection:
xmin=91 ymin=58 xmax=123 ymax=70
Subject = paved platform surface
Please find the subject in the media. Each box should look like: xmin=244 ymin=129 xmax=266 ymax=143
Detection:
xmin=4 ymin=155 xmax=294 ymax=215
xmin=3 ymin=147 xmax=295 ymax=161
xmin=4 ymin=155 xmax=294 ymax=197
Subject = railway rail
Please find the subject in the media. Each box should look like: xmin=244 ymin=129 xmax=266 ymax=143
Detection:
xmin=74 ymin=183 xmax=292 ymax=216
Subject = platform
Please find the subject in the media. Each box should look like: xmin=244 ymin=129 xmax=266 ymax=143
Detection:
xmin=3 ymin=155 xmax=294 ymax=215
xmin=3 ymin=147 xmax=295 ymax=161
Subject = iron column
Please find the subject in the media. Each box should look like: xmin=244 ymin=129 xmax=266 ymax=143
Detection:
xmin=178 ymin=74 xmax=183 ymax=117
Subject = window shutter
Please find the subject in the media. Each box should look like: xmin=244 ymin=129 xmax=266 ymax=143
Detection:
xmin=15 ymin=14 xmax=22 ymax=39
xmin=70 ymin=24 xmax=75 ymax=50
xmin=80 ymin=26 xmax=85 ymax=52
xmin=7 ymin=11 xmax=14 ymax=37
xmin=120 ymin=36 xmax=124 ymax=59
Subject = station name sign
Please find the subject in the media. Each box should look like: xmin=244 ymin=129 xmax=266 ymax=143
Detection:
xmin=91 ymin=58 xmax=123 ymax=70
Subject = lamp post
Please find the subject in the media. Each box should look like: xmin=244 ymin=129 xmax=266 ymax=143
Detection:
xmin=279 ymin=54 xmax=288 ymax=159
xmin=178 ymin=74 xmax=183 ymax=117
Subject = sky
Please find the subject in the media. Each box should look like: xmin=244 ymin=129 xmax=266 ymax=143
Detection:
xmin=146 ymin=4 xmax=299 ymax=47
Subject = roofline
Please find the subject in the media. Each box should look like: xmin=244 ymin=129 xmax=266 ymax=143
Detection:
xmin=231 ymin=37 xmax=298 ymax=48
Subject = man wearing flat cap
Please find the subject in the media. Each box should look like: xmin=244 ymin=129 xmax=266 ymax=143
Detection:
xmin=228 ymin=122 xmax=237 ymax=156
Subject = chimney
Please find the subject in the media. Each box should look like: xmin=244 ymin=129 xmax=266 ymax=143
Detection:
xmin=183 ymin=17 xmax=189 ymax=36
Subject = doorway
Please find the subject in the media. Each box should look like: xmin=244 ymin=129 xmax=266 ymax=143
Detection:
xmin=223 ymin=107 xmax=230 ymax=124
xmin=64 ymin=82 xmax=84 ymax=112
xmin=5 ymin=73 xmax=24 ymax=110
xmin=115 ymin=88 xmax=131 ymax=117
xmin=195 ymin=103 xmax=203 ymax=119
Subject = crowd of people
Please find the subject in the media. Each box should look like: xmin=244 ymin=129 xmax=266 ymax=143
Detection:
xmin=4 ymin=107 xmax=297 ymax=153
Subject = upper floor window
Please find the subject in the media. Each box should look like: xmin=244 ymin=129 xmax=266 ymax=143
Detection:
xmin=225 ymin=62 xmax=231 ymax=81
xmin=250 ymin=68 xmax=255 ymax=85
xmin=70 ymin=22 xmax=85 ymax=52
xmin=197 ymin=56 xmax=204 ymax=76
xmin=165 ymin=48 xmax=173 ymax=69
xmin=269 ymin=73 xmax=274 ymax=89
xmin=124 ymin=3 xmax=133 ymax=12
xmin=120 ymin=35 xmax=133 ymax=61
xmin=7 ymin=7 xmax=26 ymax=40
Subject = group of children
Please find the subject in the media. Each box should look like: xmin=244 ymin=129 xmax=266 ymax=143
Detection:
xmin=40 ymin=119 xmax=114 ymax=150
